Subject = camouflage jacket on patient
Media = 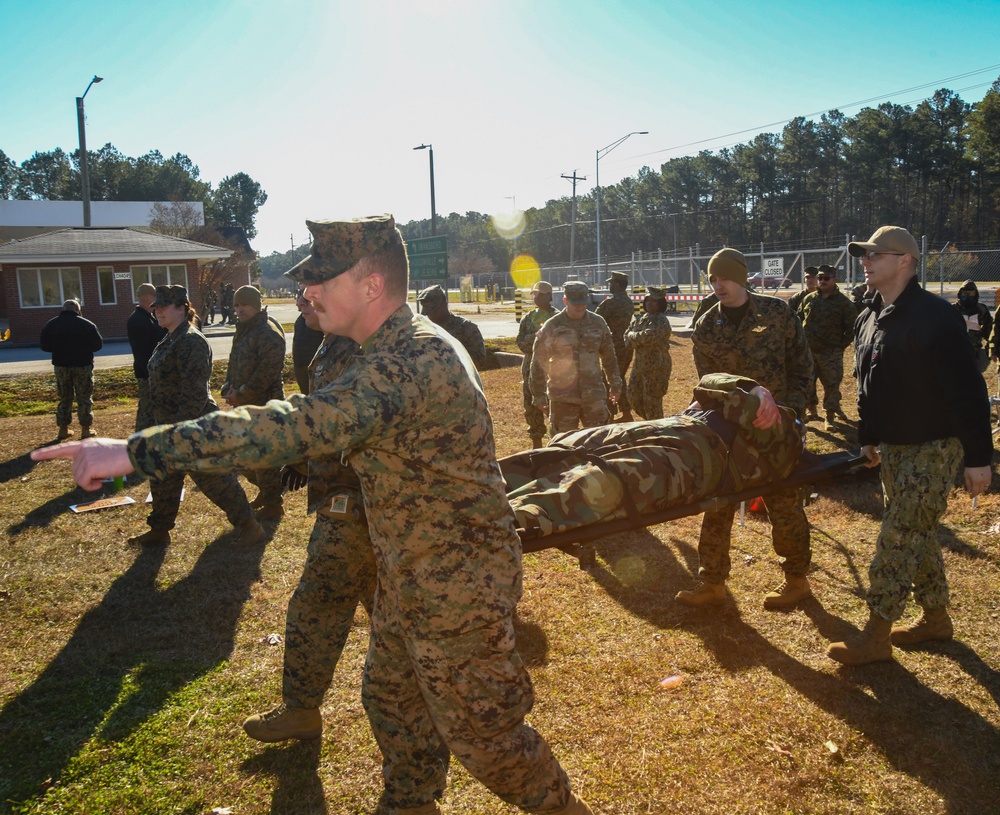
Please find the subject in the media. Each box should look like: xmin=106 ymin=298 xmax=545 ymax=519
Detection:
xmin=501 ymin=373 xmax=802 ymax=535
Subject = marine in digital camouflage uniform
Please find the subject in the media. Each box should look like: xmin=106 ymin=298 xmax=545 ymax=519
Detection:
xmin=222 ymin=285 xmax=288 ymax=518
xmin=502 ymin=374 xmax=801 ymax=535
xmin=244 ymin=326 xmax=378 ymax=742
xmin=110 ymin=218 xmax=590 ymax=814
xmin=595 ymin=271 xmax=636 ymax=419
xmin=516 ymin=280 xmax=557 ymax=446
xmin=416 ymin=284 xmax=489 ymax=369
xmin=138 ymin=285 xmax=259 ymax=546
xmin=786 ymin=266 xmax=818 ymax=318
xmin=828 ymin=227 xmax=992 ymax=666
xmin=683 ymin=247 xmax=815 ymax=611
xmin=530 ymin=281 xmax=622 ymax=436
xmin=797 ymin=264 xmax=857 ymax=427
xmin=623 ymin=289 xmax=673 ymax=420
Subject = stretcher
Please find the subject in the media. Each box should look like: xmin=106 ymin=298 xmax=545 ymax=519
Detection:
xmin=516 ymin=450 xmax=868 ymax=568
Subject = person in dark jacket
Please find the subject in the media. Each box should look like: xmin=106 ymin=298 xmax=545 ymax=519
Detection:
xmin=127 ymin=283 xmax=168 ymax=430
xmin=828 ymin=226 xmax=993 ymax=666
xmin=954 ymin=279 xmax=993 ymax=373
xmin=292 ymin=287 xmax=325 ymax=394
xmin=39 ymin=299 xmax=103 ymax=440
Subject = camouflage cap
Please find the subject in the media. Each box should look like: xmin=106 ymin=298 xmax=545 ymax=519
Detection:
xmin=817 ymin=264 xmax=837 ymax=277
xmin=416 ymin=285 xmax=447 ymax=308
xmin=647 ymin=286 xmax=667 ymax=298
xmin=151 ymin=285 xmax=189 ymax=307
xmin=563 ymin=281 xmax=590 ymax=305
xmin=803 ymin=266 xmax=818 ymax=278
xmin=286 ymin=214 xmax=398 ymax=284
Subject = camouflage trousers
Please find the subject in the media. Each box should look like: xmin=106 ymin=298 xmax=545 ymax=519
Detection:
xmin=549 ymin=400 xmax=610 ymax=435
xmin=867 ymin=438 xmax=963 ymax=621
xmin=243 ymin=467 xmax=284 ymax=507
xmin=522 ymin=361 xmax=547 ymax=439
xmin=146 ymin=471 xmax=253 ymax=532
xmin=283 ymin=513 xmax=376 ymax=709
xmin=810 ymin=348 xmax=845 ymax=413
xmin=54 ymin=365 xmax=94 ymax=427
xmin=697 ymin=486 xmax=810 ymax=583
xmin=135 ymin=378 xmax=156 ymax=432
xmin=361 ymin=615 xmax=572 ymax=812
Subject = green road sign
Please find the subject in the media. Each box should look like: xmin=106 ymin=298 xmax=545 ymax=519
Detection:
xmin=408 ymin=235 xmax=448 ymax=280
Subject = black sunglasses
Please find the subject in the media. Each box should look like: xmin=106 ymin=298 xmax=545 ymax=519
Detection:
xmin=817 ymin=275 xmax=833 ymax=281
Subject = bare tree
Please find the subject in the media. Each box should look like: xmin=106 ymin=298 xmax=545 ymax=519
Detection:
xmin=147 ymin=199 xmax=204 ymax=237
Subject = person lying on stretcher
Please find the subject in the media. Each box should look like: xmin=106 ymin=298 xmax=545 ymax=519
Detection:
xmin=501 ymin=374 xmax=803 ymax=535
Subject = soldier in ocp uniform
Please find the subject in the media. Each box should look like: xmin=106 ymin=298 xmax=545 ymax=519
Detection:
xmin=797 ymin=264 xmax=858 ymax=430
xmin=130 ymin=284 xmax=266 ymax=548
xmin=503 ymin=374 xmax=802 ymax=536
xmin=679 ymin=247 xmax=815 ymax=611
xmin=530 ymin=281 xmax=622 ymax=435
xmin=595 ymin=270 xmax=636 ymax=420
xmin=36 ymin=216 xmax=595 ymax=815
xmin=516 ymin=280 xmax=556 ymax=447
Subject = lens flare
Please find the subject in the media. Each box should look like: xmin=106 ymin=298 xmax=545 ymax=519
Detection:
xmin=510 ymin=254 xmax=541 ymax=289
xmin=492 ymin=210 xmax=526 ymax=240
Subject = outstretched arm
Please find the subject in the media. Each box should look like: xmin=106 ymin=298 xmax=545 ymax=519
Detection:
xmin=31 ymin=438 xmax=135 ymax=491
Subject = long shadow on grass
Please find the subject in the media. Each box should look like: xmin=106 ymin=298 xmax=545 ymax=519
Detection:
xmin=6 ymin=485 xmax=95 ymax=533
xmin=0 ymin=450 xmax=35 ymax=485
xmin=0 ymin=532 xmax=267 ymax=807
xmin=586 ymin=531 xmax=1000 ymax=814
xmin=241 ymin=739 xmax=328 ymax=815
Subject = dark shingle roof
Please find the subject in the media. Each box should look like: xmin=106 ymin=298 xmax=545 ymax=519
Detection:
xmin=0 ymin=227 xmax=233 ymax=262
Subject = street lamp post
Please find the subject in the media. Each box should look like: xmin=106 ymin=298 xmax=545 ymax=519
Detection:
xmin=76 ymin=75 xmax=103 ymax=228
xmin=595 ymin=130 xmax=647 ymax=275
xmin=413 ymin=143 xmax=436 ymax=235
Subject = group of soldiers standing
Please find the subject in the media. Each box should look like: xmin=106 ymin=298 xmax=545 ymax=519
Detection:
xmin=31 ymin=218 xmax=994 ymax=815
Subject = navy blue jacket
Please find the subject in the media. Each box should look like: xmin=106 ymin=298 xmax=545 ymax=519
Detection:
xmin=39 ymin=310 xmax=104 ymax=368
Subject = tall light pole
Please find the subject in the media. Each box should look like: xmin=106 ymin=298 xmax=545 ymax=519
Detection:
xmin=595 ymin=130 xmax=647 ymax=274
xmin=413 ymin=143 xmax=436 ymax=235
xmin=76 ymin=75 xmax=103 ymax=228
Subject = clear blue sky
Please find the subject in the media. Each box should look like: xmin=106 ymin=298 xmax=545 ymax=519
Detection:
xmin=3 ymin=0 xmax=1000 ymax=257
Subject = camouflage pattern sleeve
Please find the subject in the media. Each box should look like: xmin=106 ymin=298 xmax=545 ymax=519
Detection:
xmin=800 ymin=289 xmax=858 ymax=352
xmin=127 ymin=306 xmax=522 ymax=640
xmin=516 ymin=309 xmax=549 ymax=355
xmin=442 ymin=314 xmax=488 ymax=369
xmin=597 ymin=316 xmax=623 ymax=395
xmin=147 ymin=324 xmax=218 ymax=423
xmin=528 ymin=320 xmax=554 ymax=404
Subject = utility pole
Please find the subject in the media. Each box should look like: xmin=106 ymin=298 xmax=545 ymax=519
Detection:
xmin=561 ymin=170 xmax=586 ymax=266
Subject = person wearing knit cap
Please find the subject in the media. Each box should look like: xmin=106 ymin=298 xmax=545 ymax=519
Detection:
xmin=222 ymin=284 xmax=288 ymax=521
xmin=127 ymin=282 xmax=168 ymax=430
xmin=678 ymin=246 xmax=815 ymax=612
xmin=827 ymin=226 xmax=992 ymax=666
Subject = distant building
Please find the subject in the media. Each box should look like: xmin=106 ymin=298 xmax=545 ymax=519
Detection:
xmin=0 ymin=227 xmax=235 ymax=344
xmin=0 ymin=200 xmax=207 ymax=243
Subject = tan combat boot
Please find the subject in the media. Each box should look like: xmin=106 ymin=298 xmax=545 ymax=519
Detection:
xmin=550 ymin=792 xmax=595 ymax=814
xmin=675 ymin=581 xmax=726 ymax=608
xmin=80 ymin=425 xmax=95 ymax=439
xmin=57 ymin=425 xmax=73 ymax=440
xmin=395 ymin=803 xmax=443 ymax=815
xmin=237 ymin=517 xmax=268 ymax=546
xmin=127 ymin=528 xmax=171 ymax=546
xmin=243 ymin=703 xmax=322 ymax=742
xmin=891 ymin=607 xmax=953 ymax=646
xmin=827 ymin=612 xmax=893 ymax=665
xmin=823 ymin=413 xmax=834 ymax=431
xmin=763 ymin=575 xmax=812 ymax=610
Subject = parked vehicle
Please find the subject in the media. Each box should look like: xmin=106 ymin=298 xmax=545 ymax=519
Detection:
xmin=748 ymin=273 xmax=792 ymax=289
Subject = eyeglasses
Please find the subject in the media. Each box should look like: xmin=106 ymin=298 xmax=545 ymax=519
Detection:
xmin=863 ymin=251 xmax=904 ymax=261
xmin=816 ymin=275 xmax=833 ymax=281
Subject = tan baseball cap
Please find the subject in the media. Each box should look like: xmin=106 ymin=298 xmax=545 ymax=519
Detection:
xmin=848 ymin=226 xmax=920 ymax=261
xmin=531 ymin=280 xmax=553 ymax=294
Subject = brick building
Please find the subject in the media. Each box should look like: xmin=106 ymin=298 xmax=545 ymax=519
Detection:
xmin=0 ymin=228 xmax=234 ymax=344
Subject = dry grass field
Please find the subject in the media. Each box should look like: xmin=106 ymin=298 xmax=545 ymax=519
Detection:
xmin=1 ymin=336 xmax=1000 ymax=814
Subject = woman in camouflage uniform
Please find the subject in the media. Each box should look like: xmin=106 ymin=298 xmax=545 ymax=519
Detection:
xmin=128 ymin=285 xmax=265 ymax=547
xmin=623 ymin=289 xmax=673 ymax=419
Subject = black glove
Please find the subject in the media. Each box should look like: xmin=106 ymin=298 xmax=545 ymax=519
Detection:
xmin=281 ymin=464 xmax=308 ymax=492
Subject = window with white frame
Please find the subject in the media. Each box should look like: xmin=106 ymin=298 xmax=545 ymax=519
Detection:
xmin=97 ymin=266 xmax=116 ymax=305
xmin=130 ymin=264 xmax=188 ymax=301
xmin=16 ymin=267 xmax=83 ymax=308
